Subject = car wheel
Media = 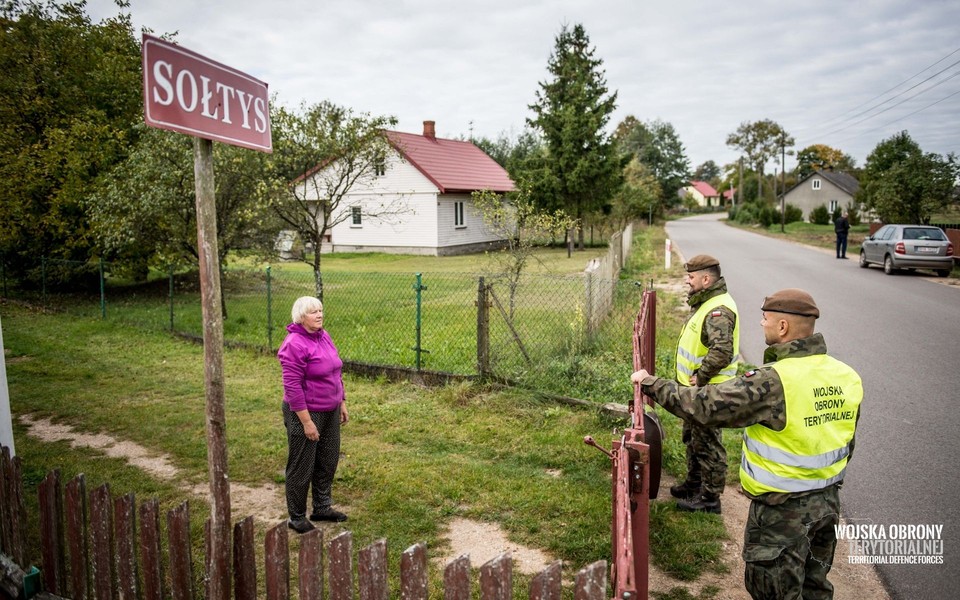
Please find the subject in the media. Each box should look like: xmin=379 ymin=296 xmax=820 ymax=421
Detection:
xmin=859 ymin=251 xmax=869 ymax=268
xmin=936 ymin=269 xmax=951 ymax=278
xmin=884 ymin=255 xmax=898 ymax=275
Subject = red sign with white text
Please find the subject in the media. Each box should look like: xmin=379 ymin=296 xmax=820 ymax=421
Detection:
xmin=142 ymin=34 xmax=272 ymax=152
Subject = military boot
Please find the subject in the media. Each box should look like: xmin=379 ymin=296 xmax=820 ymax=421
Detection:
xmin=669 ymin=480 xmax=701 ymax=500
xmin=676 ymin=492 xmax=721 ymax=514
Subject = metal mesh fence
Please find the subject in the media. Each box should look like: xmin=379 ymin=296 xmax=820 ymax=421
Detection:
xmin=2 ymin=257 xmax=642 ymax=395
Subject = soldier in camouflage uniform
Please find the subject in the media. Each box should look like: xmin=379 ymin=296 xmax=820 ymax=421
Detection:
xmin=672 ymin=255 xmax=740 ymax=514
xmin=632 ymin=289 xmax=863 ymax=600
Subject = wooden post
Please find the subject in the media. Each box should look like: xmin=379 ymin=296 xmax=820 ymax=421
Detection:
xmin=476 ymin=278 xmax=489 ymax=377
xmin=443 ymin=555 xmax=470 ymax=600
xmin=400 ymin=543 xmax=427 ymax=600
xmin=193 ymin=136 xmax=231 ymax=600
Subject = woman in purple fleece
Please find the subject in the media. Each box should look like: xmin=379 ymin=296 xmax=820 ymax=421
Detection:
xmin=278 ymin=296 xmax=350 ymax=533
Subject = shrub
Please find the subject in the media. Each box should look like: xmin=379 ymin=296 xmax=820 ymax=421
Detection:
xmin=757 ymin=204 xmax=779 ymax=228
xmin=847 ymin=204 xmax=862 ymax=226
xmin=734 ymin=204 xmax=758 ymax=224
xmin=784 ymin=203 xmax=803 ymax=224
xmin=810 ymin=204 xmax=831 ymax=225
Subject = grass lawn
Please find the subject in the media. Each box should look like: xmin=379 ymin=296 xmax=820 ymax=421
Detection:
xmin=229 ymin=245 xmax=610 ymax=275
xmin=2 ymin=224 xmax=736 ymax=597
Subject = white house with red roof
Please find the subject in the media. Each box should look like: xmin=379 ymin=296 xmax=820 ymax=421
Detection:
xmin=300 ymin=120 xmax=516 ymax=256
xmin=679 ymin=181 xmax=721 ymax=208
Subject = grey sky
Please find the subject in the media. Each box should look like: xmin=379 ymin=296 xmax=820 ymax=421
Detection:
xmin=85 ymin=0 xmax=960 ymax=174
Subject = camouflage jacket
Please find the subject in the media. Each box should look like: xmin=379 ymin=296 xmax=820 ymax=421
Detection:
xmin=642 ymin=333 xmax=858 ymax=504
xmin=683 ymin=277 xmax=737 ymax=384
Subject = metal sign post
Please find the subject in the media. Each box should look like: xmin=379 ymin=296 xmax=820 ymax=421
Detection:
xmin=142 ymin=34 xmax=272 ymax=600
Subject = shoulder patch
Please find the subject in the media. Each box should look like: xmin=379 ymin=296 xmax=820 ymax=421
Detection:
xmin=710 ymin=310 xmax=723 ymax=317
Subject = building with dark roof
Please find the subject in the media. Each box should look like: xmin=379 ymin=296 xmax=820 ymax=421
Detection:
xmin=781 ymin=169 xmax=860 ymax=221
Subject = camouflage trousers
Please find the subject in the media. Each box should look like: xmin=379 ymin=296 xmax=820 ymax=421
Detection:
xmin=742 ymin=485 xmax=841 ymax=600
xmin=681 ymin=420 xmax=727 ymax=495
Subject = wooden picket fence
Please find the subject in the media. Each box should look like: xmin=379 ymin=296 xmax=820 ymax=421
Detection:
xmin=0 ymin=446 xmax=608 ymax=599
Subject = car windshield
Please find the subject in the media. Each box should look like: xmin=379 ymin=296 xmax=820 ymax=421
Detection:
xmin=902 ymin=228 xmax=946 ymax=241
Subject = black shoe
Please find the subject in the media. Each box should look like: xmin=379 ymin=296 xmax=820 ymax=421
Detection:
xmin=310 ymin=507 xmax=348 ymax=522
xmin=676 ymin=493 xmax=722 ymax=514
xmin=669 ymin=480 xmax=701 ymax=500
xmin=288 ymin=518 xmax=315 ymax=533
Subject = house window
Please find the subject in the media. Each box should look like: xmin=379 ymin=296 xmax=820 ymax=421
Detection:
xmin=351 ymin=206 xmax=362 ymax=227
xmin=373 ymin=153 xmax=386 ymax=177
xmin=812 ymin=179 xmax=821 ymax=190
xmin=829 ymin=200 xmax=839 ymax=213
xmin=454 ymin=201 xmax=465 ymax=228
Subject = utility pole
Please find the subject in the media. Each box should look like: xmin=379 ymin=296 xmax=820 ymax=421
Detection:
xmin=780 ymin=142 xmax=786 ymax=233
xmin=738 ymin=157 xmax=743 ymax=209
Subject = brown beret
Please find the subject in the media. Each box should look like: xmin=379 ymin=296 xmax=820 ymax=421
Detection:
xmin=684 ymin=254 xmax=720 ymax=272
xmin=762 ymin=288 xmax=820 ymax=318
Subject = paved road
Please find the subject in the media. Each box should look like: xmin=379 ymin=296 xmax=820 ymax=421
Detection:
xmin=665 ymin=213 xmax=960 ymax=600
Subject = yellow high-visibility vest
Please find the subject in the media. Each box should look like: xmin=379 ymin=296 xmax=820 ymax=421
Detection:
xmin=675 ymin=292 xmax=740 ymax=385
xmin=740 ymin=354 xmax=863 ymax=496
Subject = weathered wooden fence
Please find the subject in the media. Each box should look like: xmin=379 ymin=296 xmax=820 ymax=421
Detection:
xmin=0 ymin=446 xmax=607 ymax=599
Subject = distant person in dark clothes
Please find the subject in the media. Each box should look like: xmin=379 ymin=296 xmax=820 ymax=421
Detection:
xmin=278 ymin=296 xmax=349 ymax=533
xmin=834 ymin=212 xmax=850 ymax=259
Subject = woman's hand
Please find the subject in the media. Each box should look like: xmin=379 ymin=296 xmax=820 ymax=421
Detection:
xmin=303 ymin=420 xmax=319 ymax=441
xmin=340 ymin=403 xmax=349 ymax=424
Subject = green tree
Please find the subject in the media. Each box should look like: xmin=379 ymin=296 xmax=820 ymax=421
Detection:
xmin=89 ymin=126 xmax=279 ymax=314
xmin=527 ymin=23 xmax=622 ymax=250
xmin=615 ymin=117 xmax=690 ymax=206
xmin=725 ymin=119 xmax=794 ymax=202
xmin=613 ymin=158 xmax=661 ymax=226
xmin=693 ymin=160 xmax=722 ymax=186
xmin=269 ymin=101 xmax=399 ymax=300
xmin=795 ymin=144 xmax=856 ymax=179
xmin=857 ymin=131 xmax=959 ymax=224
xmin=472 ymin=128 xmax=544 ymax=180
xmin=0 ymin=0 xmax=142 ymax=280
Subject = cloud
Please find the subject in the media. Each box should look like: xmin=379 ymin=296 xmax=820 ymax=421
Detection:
xmin=86 ymin=0 xmax=960 ymax=170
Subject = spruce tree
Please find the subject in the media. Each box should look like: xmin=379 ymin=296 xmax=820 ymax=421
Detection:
xmin=527 ymin=23 xmax=621 ymax=249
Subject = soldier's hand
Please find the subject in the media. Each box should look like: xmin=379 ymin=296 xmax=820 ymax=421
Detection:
xmin=631 ymin=370 xmax=652 ymax=384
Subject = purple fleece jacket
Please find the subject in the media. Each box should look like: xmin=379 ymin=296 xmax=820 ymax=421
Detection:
xmin=277 ymin=323 xmax=345 ymax=412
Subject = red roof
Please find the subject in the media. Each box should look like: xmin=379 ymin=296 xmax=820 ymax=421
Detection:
xmin=690 ymin=181 xmax=719 ymax=197
xmin=386 ymin=130 xmax=516 ymax=194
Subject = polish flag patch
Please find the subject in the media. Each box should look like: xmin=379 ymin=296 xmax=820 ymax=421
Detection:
xmin=710 ymin=310 xmax=723 ymax=317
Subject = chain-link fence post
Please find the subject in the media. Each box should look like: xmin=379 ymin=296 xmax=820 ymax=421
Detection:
xmin=1 ymin=254 xmax=6 ymax=298
xmin=99 ymin=258 xmax=106 ymax=319
xmin=266 ymin=265 xmax=273 ymax=350
xmin=412 ymin=273 xmax=428 ymax=371
xmin=41 ymin=256 xmax=46 ymax=307
xmin=168 ymin=265 xmax=175 ymax=332
xmin=476 ymin=277 xmax=490 ymax=378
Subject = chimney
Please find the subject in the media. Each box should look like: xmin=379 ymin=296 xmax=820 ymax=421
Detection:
xmin=423 ymin=120 xmax=436 ymax=140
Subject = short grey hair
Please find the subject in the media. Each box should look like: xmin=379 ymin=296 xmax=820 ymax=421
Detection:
xmin=291 ymin=296 xmax=322 ymax=324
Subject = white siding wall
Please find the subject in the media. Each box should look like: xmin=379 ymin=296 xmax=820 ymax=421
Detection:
xmin=437 ymin=194 xmax=505 ymax=248
xmin=305 ymin=150 xmax=508 ymax=253
xmin=310 ymin=152 xmax=441 ymax=251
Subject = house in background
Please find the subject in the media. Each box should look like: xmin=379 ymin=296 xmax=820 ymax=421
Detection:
xmin=781 ymin=169 xmax=860 ymax=221
xmin=722 ymin=187 xmax=736 ymax=206
xmin=679 ymin=181 xmax=721 ymax=208
xmin=299 ymin=120 xmax=516 ymax=256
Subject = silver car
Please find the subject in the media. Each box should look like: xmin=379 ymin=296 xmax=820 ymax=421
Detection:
xmin=860 ymin=224 xmax=955 ymax=277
